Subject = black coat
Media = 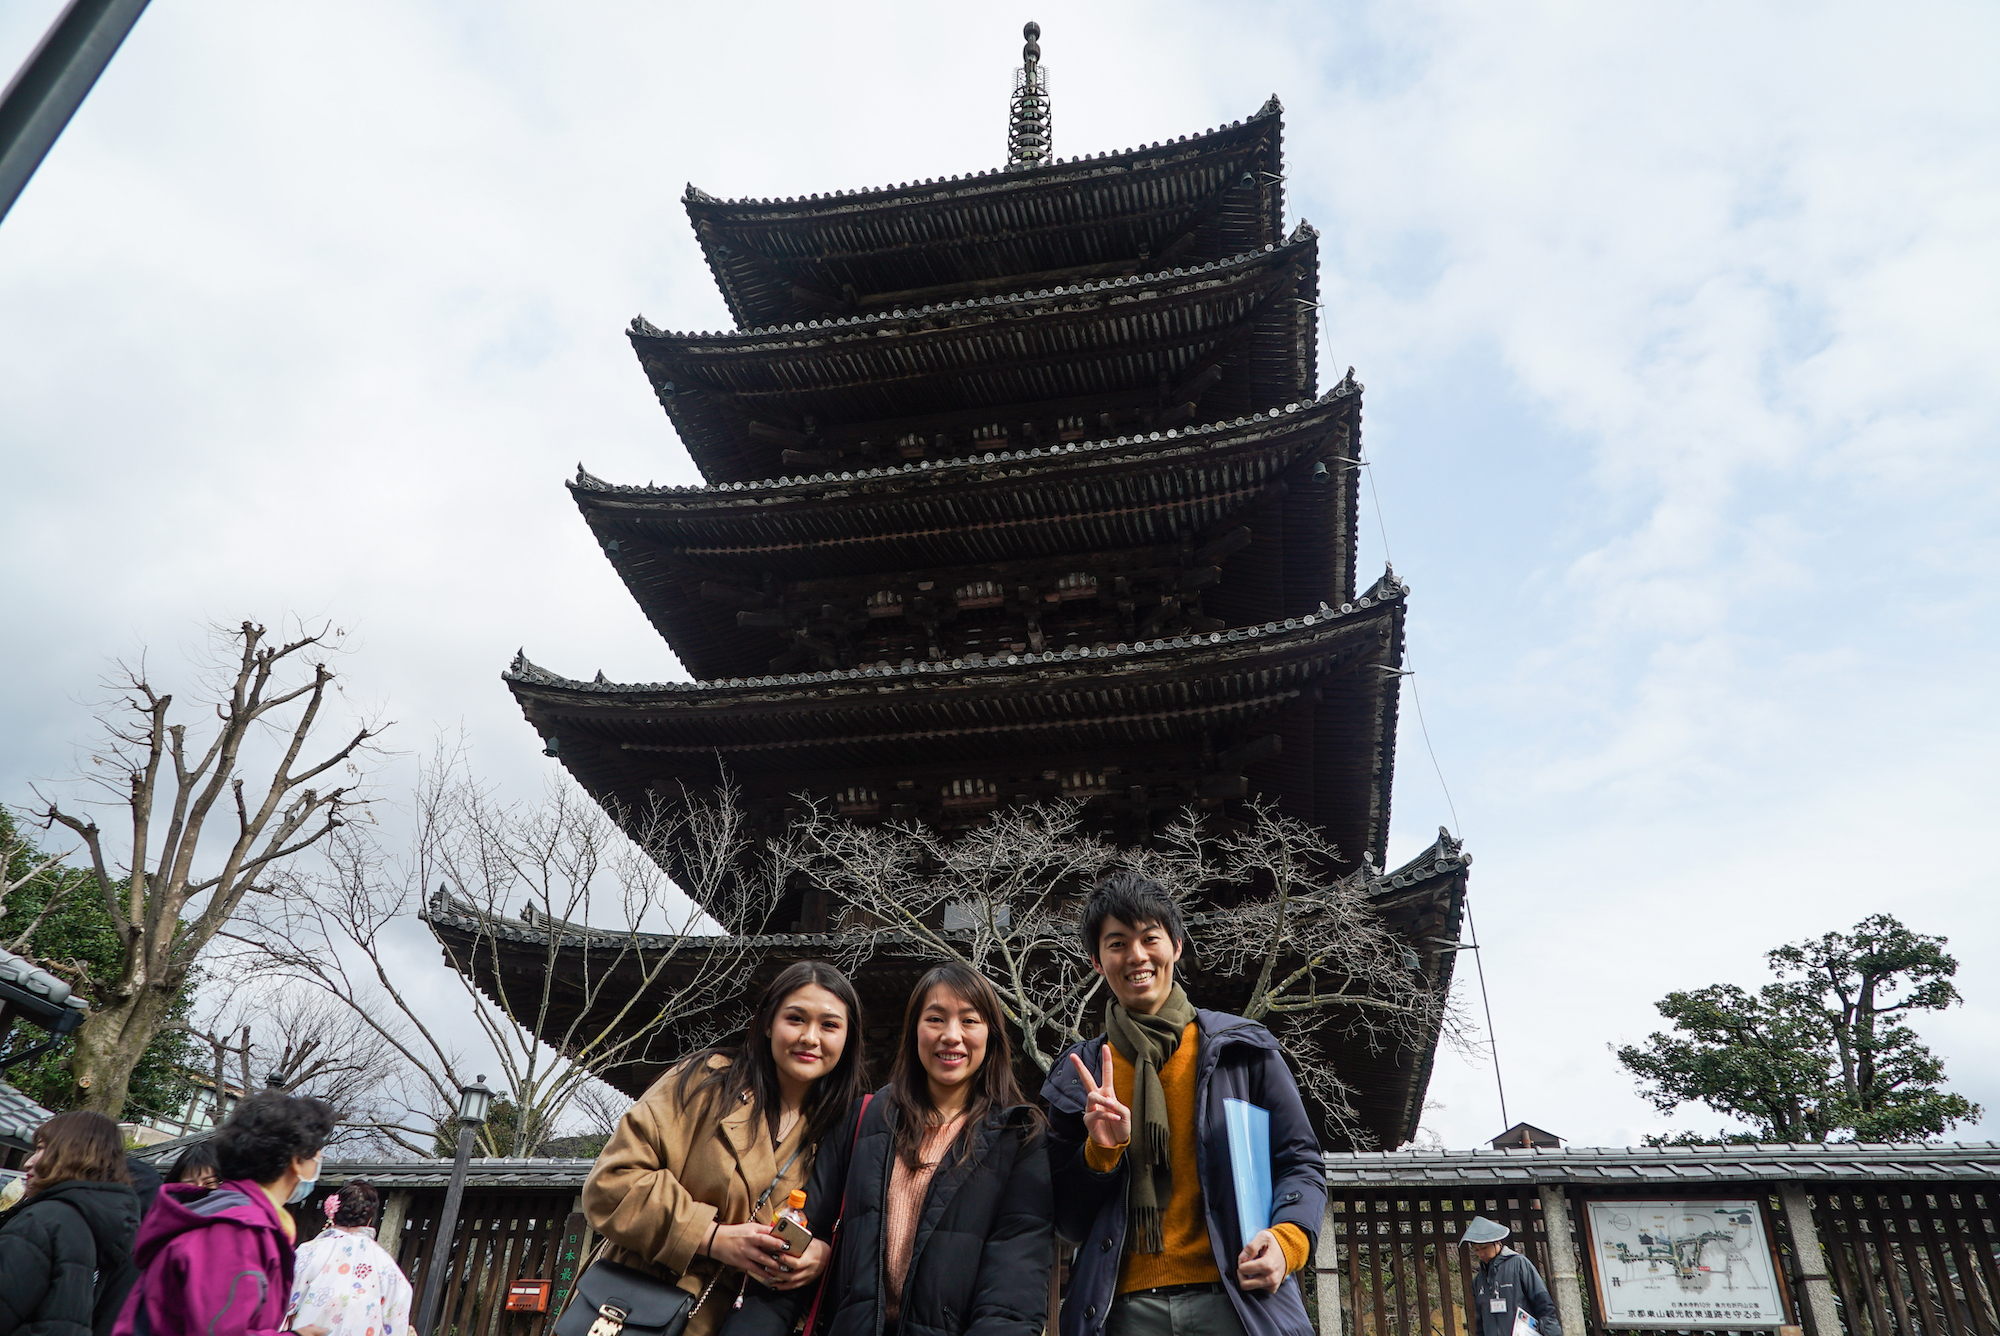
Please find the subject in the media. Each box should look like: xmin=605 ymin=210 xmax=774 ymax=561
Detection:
xmin=728 ymin=1090 xmax=1054 ymax=1336
xmin=0 ymin=1178 xmax=143 ymax=1336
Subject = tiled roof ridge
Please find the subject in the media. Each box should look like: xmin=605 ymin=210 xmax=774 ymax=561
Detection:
xmin=504 ymin=563 xmax=1406 ymax=698
xmin=680 ymin=97 xmax=1282 ymax=213
xmin=292 ymin=1136 xmax=2000 ymax=1185
xmin=1319 ymin=1140 xmax=2000 ymax=1182
xmin=426 ymin=888 xmax=954 ymax=954
xmin=1370 ymin=827 xmax=1471 ymax=888
xmin=572 ymin=374 xmax=1361 ymax=501
xmin=0 ymin=1077 xmax=57 ymax=1146
xmin=628 ymin=232 xmax=1315 ymax=343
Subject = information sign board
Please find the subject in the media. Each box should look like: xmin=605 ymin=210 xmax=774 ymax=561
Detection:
xmin=1580 ymin=1199 xmax=1790 ymax=1328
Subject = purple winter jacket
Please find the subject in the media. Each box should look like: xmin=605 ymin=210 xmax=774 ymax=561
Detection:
xmin=112 ymin=1180 xmax=296 ymax=1336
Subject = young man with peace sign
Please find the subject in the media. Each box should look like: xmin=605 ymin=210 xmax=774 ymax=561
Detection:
xmin=1042 ymin=872 xmax=1325 ymax=1336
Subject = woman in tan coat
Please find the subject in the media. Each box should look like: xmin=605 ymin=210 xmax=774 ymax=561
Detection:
xmin=584 ymin=961 xmax=867 ymax=1336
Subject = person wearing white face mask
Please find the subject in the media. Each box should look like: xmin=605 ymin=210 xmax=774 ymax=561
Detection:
xmin=112 ymin=1091 xmax=336 ymax=1336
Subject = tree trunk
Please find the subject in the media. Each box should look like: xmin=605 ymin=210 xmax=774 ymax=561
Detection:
xmin=68 ymin=984 xmax=174 ymax=1117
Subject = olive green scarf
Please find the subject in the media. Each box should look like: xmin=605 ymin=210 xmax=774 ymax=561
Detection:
xmin=1105 ymin=984 xmax=1198 ymax=1254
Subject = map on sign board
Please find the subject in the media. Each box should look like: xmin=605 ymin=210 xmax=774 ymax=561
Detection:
xmin=1582 ymin=1199 xmax=1789 ymax=1328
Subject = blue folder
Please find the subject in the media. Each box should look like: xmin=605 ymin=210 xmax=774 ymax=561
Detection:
xmin=1223 ymin=1098 xmax=1272 ymax=1238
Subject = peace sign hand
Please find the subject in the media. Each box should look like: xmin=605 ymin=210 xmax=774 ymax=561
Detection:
xmin=1070 ymin=1048 xmax=1132 ymax=1150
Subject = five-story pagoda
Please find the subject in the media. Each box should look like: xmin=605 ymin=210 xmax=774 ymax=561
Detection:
xmin=467 ymin=28 xmax=1465 ymax=1148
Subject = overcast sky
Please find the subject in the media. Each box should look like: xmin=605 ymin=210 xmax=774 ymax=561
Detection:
xmin=3 ymin=1 xmax=1995 ymax=1151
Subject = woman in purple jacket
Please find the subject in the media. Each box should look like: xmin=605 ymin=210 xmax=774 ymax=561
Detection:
xmin=115 ymin=1091 xmax=337 ymax=1336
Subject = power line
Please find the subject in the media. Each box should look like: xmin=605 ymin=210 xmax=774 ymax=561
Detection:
xmin=1340 ymin=338 xmax=1509 ymax=1136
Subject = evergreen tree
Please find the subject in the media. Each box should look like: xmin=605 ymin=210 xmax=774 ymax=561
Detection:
xmin=1618 ymin=914 xmax=1978 ymax=1144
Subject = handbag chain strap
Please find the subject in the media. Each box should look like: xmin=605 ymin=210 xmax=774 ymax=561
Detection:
xmin=582 ymin=1101 xmax=814 ymax=1334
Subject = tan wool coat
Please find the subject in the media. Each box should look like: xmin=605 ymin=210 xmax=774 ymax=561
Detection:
xmin=582 ymin=1057 xmax=813 ymax=1336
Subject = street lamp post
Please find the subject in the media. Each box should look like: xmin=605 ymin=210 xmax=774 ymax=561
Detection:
xmin=413 ymin=1075 xmax=494 ymax=1336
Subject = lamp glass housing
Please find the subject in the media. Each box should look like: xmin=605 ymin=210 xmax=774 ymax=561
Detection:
xmin=457 ymin=1076 xmax=494 ymax=1126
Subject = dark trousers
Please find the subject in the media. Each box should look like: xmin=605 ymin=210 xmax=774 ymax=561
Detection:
xmin=1106 ymin=1286 xmax=1247 ymax=1336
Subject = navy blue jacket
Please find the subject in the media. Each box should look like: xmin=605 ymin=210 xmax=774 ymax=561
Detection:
xmin=1040 ymin=1010 xmax=1324 ymax=1336
xmin=1471 ymin=1250 xmax=1562 ymax=1336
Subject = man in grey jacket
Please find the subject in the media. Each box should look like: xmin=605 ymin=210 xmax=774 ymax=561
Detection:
xmin=1465 ymin=1217 xmax=1563 ymax=1336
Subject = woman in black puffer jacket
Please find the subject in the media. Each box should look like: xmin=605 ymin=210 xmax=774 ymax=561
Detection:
xmin=729 ymin=962 xmax=1053 ymax=1336
xmin=0 ymin=1111 xmax=142 ymax=1336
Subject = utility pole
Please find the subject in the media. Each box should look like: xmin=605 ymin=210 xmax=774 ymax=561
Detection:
xmin=0 ymin=0 xmax=152 ymax=226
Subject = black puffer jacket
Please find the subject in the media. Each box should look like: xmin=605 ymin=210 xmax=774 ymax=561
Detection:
xmin=0 ymin=1178 xmax=142 ymax=1336
xmin=728 ymin=1091 xmax=1053 ymax=1336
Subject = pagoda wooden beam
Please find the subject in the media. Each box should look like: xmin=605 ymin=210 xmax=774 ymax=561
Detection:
xmin=1147 ymin=157 xmax=1254 ymax=267
xmin=695 ymin=220 xmax=848 ymax=311
xmin=747 ymin=420 xmax=811 ymax=448
xmin=1195 ymin=525 xmax=1253 ymax=565
xmin=696 ymin=280 xmax=1296 ymax=404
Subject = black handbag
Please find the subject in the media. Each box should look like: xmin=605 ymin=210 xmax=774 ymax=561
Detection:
xmin=552 ymin=1258 xmax=699 ymax=1336
xmin=556 ymin=1130 xmax=808 ymax=1336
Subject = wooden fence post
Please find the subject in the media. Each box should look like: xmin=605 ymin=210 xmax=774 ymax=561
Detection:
xmin=1315 ymin=1193 xmax=1344 ymax=1336
xmin=1535 ymin=1185 xmax=1590 ymax=1336
xmin=1776 ymin=1183 xmax=1841 ymax=1336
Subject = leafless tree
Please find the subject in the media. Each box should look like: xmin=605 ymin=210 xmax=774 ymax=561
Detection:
xmin=1149 ymin=803 xmax=1450 ymax=1131
xmin=186 ymin=983 xmax=405 ymax=1147
xmin=243 ymin=745 xmax=773 ymax=1158
xmin=33 ymin=621 xmax=383 ymax=1116
xmin=773 ymin=800 xmax=1119 ymax=1075
xmin=773 ymin=796 xmax=1447 ymax=1145
xmin=567 ymin=1078 xmax=632 ymax=1142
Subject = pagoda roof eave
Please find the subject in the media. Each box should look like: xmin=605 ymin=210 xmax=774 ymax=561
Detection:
xmin=421 ymin=822 xmax=1464 ymax=960
xmin=508 ymin=572 xmax=1406 ymax=871
xmin=570 ymin=389 xmax=1362 ymax=680
xmin=506 ymin=573 xmax=1403 ymax=721
xmin=632 ymin=233 xmax=1320 ymax=485
xmin=573 ymin=379 xmax=1358 ymax=509
xmin=687 ymin=100 xmax=1286 ymax=329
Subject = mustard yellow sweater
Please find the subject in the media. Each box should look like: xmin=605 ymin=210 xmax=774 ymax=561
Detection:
xmin=1083 ymin=1021 xmax=1309 ymax=1291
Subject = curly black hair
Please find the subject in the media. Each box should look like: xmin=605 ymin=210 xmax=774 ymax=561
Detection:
xmin=213 ymin=1091 xmax=337 ymax=1185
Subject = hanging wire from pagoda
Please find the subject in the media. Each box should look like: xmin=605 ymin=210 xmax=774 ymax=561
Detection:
xmin=1008 ymin=21 xmax=1050 ymax=166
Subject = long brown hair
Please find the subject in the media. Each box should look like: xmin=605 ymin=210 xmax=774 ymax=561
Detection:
xmin=30 ymin=1111 xmax=130 ymax=1193
xmin=888 ymin=962 xmax=1037 ymax=1169
xmin=673 ymin=960 xmax=867 ymax=1151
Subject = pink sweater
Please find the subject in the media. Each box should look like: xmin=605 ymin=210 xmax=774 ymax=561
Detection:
xmin=882 ymin=1114 xmax=967 ymax=1320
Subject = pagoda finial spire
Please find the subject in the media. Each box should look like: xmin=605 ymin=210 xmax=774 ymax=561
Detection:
xmin=1007 ymin=21 xmax=1050 ymax=167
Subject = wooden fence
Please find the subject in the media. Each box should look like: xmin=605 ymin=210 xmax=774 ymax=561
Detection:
xmin=1332 ymin=1189 xmax=1560 ymax=1336
xmin=1322 ymin=1179 xmax=2000 ymax=1336
xmin=1811 ymin=1187 xmax=2000 ymax=1336
xmin=302 ymin=1188 xmax=585 ymax=1336
xmin=313 ymin=1144 xmax=2000 ymax=1336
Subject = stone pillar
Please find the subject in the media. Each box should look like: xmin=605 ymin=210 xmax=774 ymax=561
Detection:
xmin=1536 ymin=1185 xmax=1590 ymax=1336
xmin=1777 ymin=1183 xmax=1842 ymax=1336
xmin=378 ymin=1190 xmax=412 ymax=1262
xmin=1316 ymin=1194 xmax=1344 ymax=1336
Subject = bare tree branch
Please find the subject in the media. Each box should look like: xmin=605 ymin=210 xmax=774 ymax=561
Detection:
xmin=28 ymin=620 xmax=387 ymax=1115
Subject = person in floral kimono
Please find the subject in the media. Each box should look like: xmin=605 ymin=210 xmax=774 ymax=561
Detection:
xmin=287 ymin=1181 xmax=413 ymax=1336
